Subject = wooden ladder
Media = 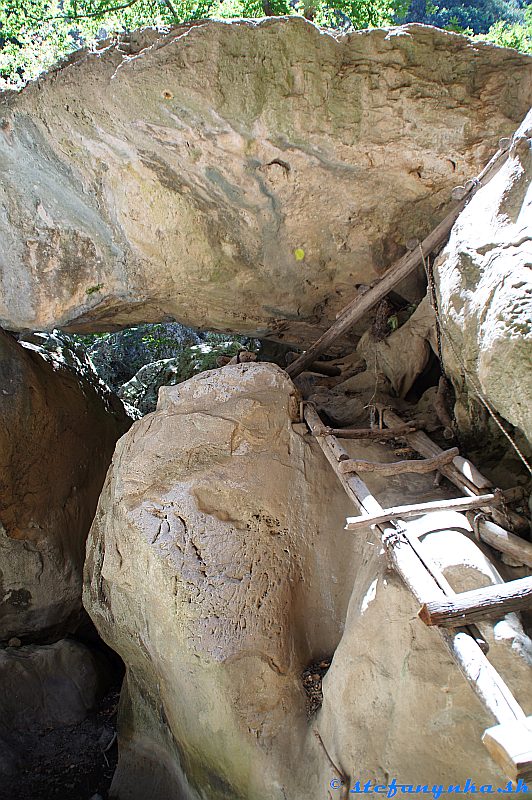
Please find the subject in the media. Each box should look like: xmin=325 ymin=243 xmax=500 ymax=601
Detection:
xmin=303 ymin=403 xmax=532 ymax=784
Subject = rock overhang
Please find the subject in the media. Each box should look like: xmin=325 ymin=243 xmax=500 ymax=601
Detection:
xmin=0 ymin=18 xmax=531 ymax=343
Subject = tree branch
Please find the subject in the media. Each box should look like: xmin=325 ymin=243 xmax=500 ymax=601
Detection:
xmin=25 ymin=0 xmax=143 ymax=23
xmin=162 ymin=0 xmax=179 ymax=19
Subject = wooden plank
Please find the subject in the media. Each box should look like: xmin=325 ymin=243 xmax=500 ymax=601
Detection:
xmin=345 ymin=493 xmax=501 ymax=530
xmin=338 ymin=448 xmax=459 ymax=477
xmin=419 ymin=577 xmax=532 ymax=627
xmin=466 ymin=513 xmax=532 ymax=569
xmin=482 ymin=716 xmax=532 ymax=782
xmin=287 ymin=143 xmax=510 ymax=378
xmin=453 ymin=455 xmax=492 ymax=490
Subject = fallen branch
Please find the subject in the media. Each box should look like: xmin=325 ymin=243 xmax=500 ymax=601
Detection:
xmin=314 ymin=730 xmax=349 ymax=800
xmin=466 ymin=513 xmax=532 ymax=569
xmin=315 ymin=423 xmax=418 ymax=440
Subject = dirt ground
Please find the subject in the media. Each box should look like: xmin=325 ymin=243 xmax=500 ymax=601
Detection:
xmin=0 ymin=684 xmax=120 ymax=800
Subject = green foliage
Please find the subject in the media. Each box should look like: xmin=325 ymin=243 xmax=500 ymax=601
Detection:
xmin=72 ymin=324 xmax=255 ymax=392
xmin=476 ymin=3 xmax=532 ymax=50
xmin=0 ymin=0 xmax=403 ymax=87
xmin=1 ymin=0 xmax=529 ymax=87
xmin=398 ymin=0 xmax=526 ymax=34
xmin=1 ymin=0 xmax=200 ymax=86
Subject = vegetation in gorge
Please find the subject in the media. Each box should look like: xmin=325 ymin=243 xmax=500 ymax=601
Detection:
xmin=73 ymin=325 xmax=256 ymax=392
xmin=1 ymin=0 xmax=531 ymax=87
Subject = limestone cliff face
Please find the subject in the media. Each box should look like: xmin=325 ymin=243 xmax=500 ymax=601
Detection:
xmin=83 ymin=363 xmax=532 ymax=800
xmin=0 ymin=330 xmax=130 ymax=641
xmin=435 ymin=111 xmax=532 ymax=445
xmin=1 ymin=20 xmax=531 ymax=342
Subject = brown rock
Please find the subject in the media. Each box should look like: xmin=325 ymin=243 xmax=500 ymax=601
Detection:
xmin=0 ymin=330 xmax=130 ymax=641
xmin=84 ymin=363 xmax=532 ymax=799
xmin=0 ymin=21 xmax=531 ymax=342
xmin=84 ymin=363 xmax=359 ymax=799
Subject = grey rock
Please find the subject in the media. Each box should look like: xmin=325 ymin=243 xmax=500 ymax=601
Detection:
xmin=435 ymin=109 xmax=532 ymax=446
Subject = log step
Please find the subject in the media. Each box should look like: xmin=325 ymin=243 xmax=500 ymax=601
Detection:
xmin=345 ymin=492 xmax=502 ymax=530
xmin=482 ymin=716 xmax=532 ymax=783
xmin=418 ymin=577 xmax=532 ymax=628
xmin=314 ymin=423 xmax=418 ymax=440
xmin=338 ymin=448 xmax=459 ymax=477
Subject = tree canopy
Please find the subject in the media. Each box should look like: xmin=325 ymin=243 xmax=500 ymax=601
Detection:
xmin=399 ymin=0 xmax=526 ymax=33
xmin=0 ymin=0 xmax=530 ymax=88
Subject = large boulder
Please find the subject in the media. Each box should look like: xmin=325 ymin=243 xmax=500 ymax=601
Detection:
xmin=0 ymin=329 xmax=130 ymax=641
xmin=84 ymin=363 xmax=362 ymax=799
xmin=1 ymin=20 xmax=531 ymax=341
xmin=434 ymin=110 xmax=532 ymax=445
xmin=84 ymin=363 xmax=531 ymax=800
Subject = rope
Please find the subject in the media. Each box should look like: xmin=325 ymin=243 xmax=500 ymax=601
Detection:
xmin=419 ymin=244 xmax=532 ymax=477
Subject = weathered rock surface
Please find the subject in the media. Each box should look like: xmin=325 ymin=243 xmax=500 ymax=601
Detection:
xmin=0 ymin=638 xmax=110 ymax=776
xmin=435 ymin=110 xmax=532 ymax=445
xmin=1 ymin=20 xmax=531 ymax=342
xmin=84 ymin=363 xmax=532 ymax=799
xmin=0 ymin=329 xmax=130 ymax=641
xmin=316 ymin=509 xmax=532 ymax=795
xmin=85 ymin=362 xmax=359 ymax=799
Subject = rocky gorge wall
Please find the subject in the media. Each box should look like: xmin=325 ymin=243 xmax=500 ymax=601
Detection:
xmin=435 ymin=109 xmax=532 ymax=446
xmin=0 ymin=17 xmax=531 ymax=800
xmin=0 ymin=330 xmax=130 ymax=641
xmin=0 ymin=331 xmax=130 ymax=790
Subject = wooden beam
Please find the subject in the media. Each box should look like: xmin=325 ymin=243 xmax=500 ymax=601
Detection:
xmin=338 ymin=448 xmax=459 ymax=477
xmin=466 ymin=513 xmax=532 ymax=569
xmin=345 ymin=493 xmax=501 ymax=530
xmin=439 ymin=629 xmax=526 ymax=727
xmin=304 ymin=404 xmax=381 ymax=516
xmin=287 ymin=143 xmax=510 ymax=378
xmin=419 ymin=577 xmax=532 ymax=627
xmin=285 ymin=352 xmax=342 ymax=377
xmin=482 ymin=716 xmax=532 ymax=783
